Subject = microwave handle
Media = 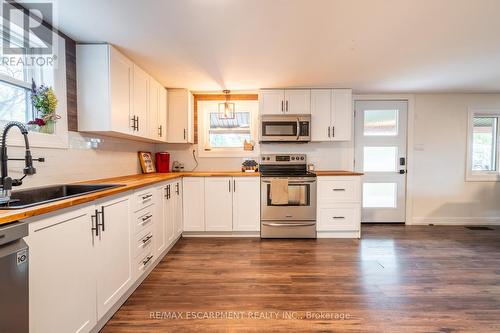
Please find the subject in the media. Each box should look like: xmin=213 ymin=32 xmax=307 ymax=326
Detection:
xmin=296 ymin=117 xmax=300 ymax=141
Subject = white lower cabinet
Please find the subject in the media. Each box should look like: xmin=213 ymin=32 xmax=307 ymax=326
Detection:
xmin=317 ymin=176 xmax=362 ymax=238
xmin=205 ymin=177 xmax=233 ymax=231
xmin=183 ymin=177 xmax=205 ymax=231
xmin=27 ymin=207 xmax=97 ymax=333
xmin=183 ymin=176 xmax=260 ymax=233
xmin=95 ymin=196 xmax=132 ymax=319
xmin=232 ymin=177 xmax=260 ymax=231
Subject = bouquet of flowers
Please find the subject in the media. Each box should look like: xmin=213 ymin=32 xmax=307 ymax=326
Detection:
xmin=28 ymin=80 xmax=60 ymax=132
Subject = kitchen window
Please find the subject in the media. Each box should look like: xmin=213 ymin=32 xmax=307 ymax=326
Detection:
xmin=0 ymin=11 xmax=68 ymax=148
xmin=466 ymin=109 xmax=500 ymax=181
xmin=198 ymin=99 xmax=259 ymax=157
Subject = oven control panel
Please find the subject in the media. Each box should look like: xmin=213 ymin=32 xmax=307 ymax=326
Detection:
xmin=260 ymin=154 xmax=307 ymax=164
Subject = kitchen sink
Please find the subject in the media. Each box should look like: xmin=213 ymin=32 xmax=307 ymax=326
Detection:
xmin=0 ymin=184 xmax=125 ymax=210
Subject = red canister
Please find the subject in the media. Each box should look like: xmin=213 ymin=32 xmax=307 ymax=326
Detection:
xmin=155 ymin=152 xmax=170 ymax=173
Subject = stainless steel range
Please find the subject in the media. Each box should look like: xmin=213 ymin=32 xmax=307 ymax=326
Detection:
xmin=260 ymin=154 xmax=317 ymax=238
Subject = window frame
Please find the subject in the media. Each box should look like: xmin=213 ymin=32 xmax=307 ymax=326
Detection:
xmin=466 ymin=108 xmax=500 ymax=182
xmin=197 ymin=98 xmax=259 ymax=158
xmin=0 ymin=18 xmax=68 ymax=149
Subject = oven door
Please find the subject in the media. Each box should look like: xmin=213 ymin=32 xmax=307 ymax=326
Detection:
xmin=261 ymin=177 xmax=317 ymax=221
xmin=260 ymin=116 xmax=310 ymax=142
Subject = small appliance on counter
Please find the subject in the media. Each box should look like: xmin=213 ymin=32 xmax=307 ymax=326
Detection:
xmin=172 ymin=161 xmax=184 ymax=172
xmin=155 ymin=152 xmax=170 ymax=173
xmin=241 ymin=159 xmax=258 ymax=172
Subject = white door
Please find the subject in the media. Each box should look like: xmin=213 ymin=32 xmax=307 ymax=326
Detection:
xmin=174 ymin=180 xmax=183 ymax=237
xmin=27 ymin=207 xmax=96 ymax=333
xmin=355 ymin=100 xmax=407 ymax=223
xmin=155 ymin=186 xmax=167 ymax=255
xmin=205 ymin=177 xmax=233 ymax=231
xmin=284 ymin=89 xmax=311 ymax=114
xmin=95 ymin=196 xmax=132 ymax=319
xmin=109 ymin=46 xmax=133 ymax=135
xmin=310 ymin=89 xmax=332 ymax=142
xmin=148 ymin=78 xmax=160 ymax=140
xmin=232 ymin=177 xmax=260 ymax=231
xmin=167 ymin=89 xmax=191 ymax=142
xmin=331 ymin=89 xmax=352 ymax=141
xmin=158 ymin=87 xmax=167 ymax=142
xmin=182 ymin=177 xmax=205 ymax=231
xmin=259 ymin=89 xmax=285 ymax=115
xmin=132 ymin=65 xmax=149 ymax=137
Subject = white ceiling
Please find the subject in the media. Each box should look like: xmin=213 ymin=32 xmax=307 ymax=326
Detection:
xmin=52 ymin=0 xmax=500 ymax=93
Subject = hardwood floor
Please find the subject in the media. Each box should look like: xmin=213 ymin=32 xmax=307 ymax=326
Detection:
xmin=102 ymin=225 xmax=500 ymax=332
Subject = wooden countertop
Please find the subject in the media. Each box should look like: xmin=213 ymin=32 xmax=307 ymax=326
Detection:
xmin=0 ymin=171 xmax=259 ymax=226
xmin=314 ymin=171 xmax=364 ymax=176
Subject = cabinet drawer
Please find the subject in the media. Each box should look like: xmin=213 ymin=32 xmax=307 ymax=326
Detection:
xmin=134 ymin=251 xmax=155 ymax=279
xmin=318 ymin=178 xmax=360 ymax=203
xmin=133 ymin=226 xmax=154 ymax=259
xmin=133 ymin=188 xmax=155 ymax=211
xmin=318 ymin=205 xmax=360 ymax=231
xmin=133 ymin=208 xmax=154 ymax=235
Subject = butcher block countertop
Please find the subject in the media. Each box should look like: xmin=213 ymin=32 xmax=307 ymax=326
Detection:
xmin=314 ymin=171 xmax=364 ymax=176
xmin=0 ymin=171 xmax=259 ymax=226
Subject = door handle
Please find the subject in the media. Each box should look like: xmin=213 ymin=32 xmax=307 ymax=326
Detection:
xmin=399 ymin=169 xmax=406 ymax=174
xmin=262 ymin=222 xmax=316 ymax=227
xmin=296 ymin=117 xmax=300 ymax=141
xmin=400 ymin=157 xmax=406 ymax=166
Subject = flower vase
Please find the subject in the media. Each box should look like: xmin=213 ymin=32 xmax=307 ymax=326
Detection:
xmin=40 ymin=120 xmax=55 ymax=134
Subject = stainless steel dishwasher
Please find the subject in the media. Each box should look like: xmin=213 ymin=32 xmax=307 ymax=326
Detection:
xmin=0 ymin=222 xmax=29 ymax=333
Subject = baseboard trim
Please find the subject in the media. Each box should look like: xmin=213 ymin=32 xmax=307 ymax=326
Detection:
xmin=182 ymin=231 xmax=260 ymax=237
xmin=91 ymin=235 xmax=181 ymax=333
xmin=410 ymin=217 xmax=500 ymax=226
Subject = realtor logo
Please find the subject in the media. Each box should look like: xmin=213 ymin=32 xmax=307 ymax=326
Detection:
xmin=2 ymin=1 xmax=54 ymax=55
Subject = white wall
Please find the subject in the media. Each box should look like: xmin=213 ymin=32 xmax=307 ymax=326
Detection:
xmin=410 ymin=94 xmax=500 ymax=225
xmin=7 ymin=131 xmax=156 ymax=188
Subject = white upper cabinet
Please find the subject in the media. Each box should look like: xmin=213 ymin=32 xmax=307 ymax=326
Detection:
xmin=232 ymin=177 xmax=260 ymax=231
xmin=167 ymin=89 xmax=194 ymax=143
xmin=331 ymin=89 xmax=352 ymax=141
xmin=310 ymin=88 xmax=352 ymax=142
xmin=77 ymin=44 xmax=167 ymax=143
xmin=205 ymin=177 xmax=233 ymax=231
xmin=284 ymin=89 xmax=311 ymax=114
xmin=259 ymin=89 xmax=285 ymax=115
xmin=132 ymin=65 xmax=149 ymax=138
xmin=158 ymin=86 xmax=167 ymax=142
xmin=311 ymin=89 xmax=332 ymax=141
xmin=260 ymin=89 xmax=311 ymax=115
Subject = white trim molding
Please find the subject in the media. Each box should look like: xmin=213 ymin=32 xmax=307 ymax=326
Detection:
xmin=412 ymin=216 xmax=500 ymax=225
xmin=465 ymin=108 xmax=500 ymax=182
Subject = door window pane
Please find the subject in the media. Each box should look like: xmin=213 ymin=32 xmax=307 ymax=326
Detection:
xmin=472 ymin=117 xmax=497 ymax=171
xmin=363 ymin=147 xmax=397 ymax=172
xmin=363 ymin=183 xmax=397 ymax=208
xmin=364 ymin=110 xmax=398 ymax=136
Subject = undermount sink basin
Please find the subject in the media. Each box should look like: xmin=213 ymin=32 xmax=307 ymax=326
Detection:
xmin=0 ymin=184 xmax=125 ymax=210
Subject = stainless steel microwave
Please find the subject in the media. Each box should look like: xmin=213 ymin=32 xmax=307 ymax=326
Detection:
xmin=259 ymin=115 xmax=311 ymax=143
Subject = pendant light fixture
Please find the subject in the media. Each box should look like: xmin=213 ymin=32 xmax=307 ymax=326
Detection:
xmin=218 ymin=89 xmax=235 ymax=119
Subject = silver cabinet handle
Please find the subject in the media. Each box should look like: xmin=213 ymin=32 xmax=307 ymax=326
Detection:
xmin=142 ymin=255 xmax=154 ymax=266
xmin=141 ymin=235 xmax=153 ymax=244
xmin=333 ymin=188 xmax=345 ymax=191
xmin=332 ymin=216 xmax=345 ymax=219
xmin=296 ymin=117 xmax=300 ymax=141
xmin=158 ymin=125 xmax=162 ymax=137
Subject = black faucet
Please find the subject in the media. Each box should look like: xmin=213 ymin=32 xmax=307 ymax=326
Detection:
xmin=0 ymin=121 xmax=44 ymax=203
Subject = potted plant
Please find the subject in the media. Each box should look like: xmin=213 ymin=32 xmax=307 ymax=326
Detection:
xmin=28 ymin=80 xmax=60 ymax=134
